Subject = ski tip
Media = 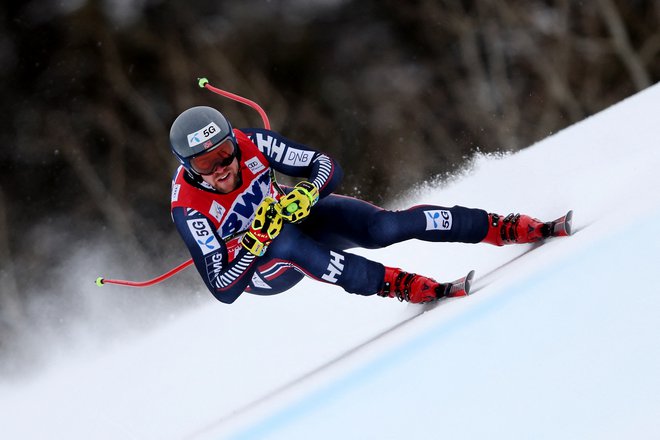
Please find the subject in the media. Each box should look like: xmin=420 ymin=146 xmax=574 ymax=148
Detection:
xmin=464 ymin=270 xmax=476 ymax=295
xmin=551 ymin=209 xmax=573 ymax=237
xmin=564 ymin=210 xmax=573 ymax=236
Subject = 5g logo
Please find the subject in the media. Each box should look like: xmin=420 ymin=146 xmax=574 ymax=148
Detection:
xmin=202 ymin=124 xmax=217 ymax=137
xmin=186 ymin=219 xmax=221 ymax=255
xmin=424 ymin=210 xmax=453 ymax=231
xmin=187 ymin=122 xmax=222 ymax=147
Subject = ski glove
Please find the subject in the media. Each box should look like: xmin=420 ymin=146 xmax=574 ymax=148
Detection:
xmin=241 ymin=197 xmax=283 ymax=256
xmin=276 ymin=181 xmax=319 ymax=224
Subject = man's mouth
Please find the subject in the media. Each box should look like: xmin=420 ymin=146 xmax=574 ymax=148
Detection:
xmin=216 ymin=172 xmax=230 ymax=181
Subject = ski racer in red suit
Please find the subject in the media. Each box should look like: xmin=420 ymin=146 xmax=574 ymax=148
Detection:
xmin=169 ymin=106 xmax=567 ymax=304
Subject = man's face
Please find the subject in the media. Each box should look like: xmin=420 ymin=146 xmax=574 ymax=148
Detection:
xmin=191 ymin=139 xmax=241 ymax=193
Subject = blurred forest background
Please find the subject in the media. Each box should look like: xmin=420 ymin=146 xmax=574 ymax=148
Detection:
xmin=0 ymin=0 xmax=659 ymax=375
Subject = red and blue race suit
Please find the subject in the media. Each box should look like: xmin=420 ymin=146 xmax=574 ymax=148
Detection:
xmin=171 ymin=128 xmax=489 ymax=304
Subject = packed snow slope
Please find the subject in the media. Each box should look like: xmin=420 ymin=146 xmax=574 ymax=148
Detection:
xmin=2 ymin=83 xmax=660 ymax=440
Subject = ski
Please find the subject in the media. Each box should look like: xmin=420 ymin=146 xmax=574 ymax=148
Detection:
xmin=438 ymin=269 xmax=476 ymax=298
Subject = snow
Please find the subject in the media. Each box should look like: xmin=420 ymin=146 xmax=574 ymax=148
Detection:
xmin=2 ymin=82 xmax=660 ymax=439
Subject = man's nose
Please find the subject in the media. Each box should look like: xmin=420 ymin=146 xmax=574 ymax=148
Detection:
xmin=211 ymin=161 xmax=228 ymax=174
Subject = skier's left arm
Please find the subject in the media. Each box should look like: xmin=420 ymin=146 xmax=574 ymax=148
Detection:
xmin=243 ymin=128 xmax=343 ymax=198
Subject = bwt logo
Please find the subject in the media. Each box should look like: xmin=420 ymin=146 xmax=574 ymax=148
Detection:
xmin=220 ymin=172 xmax=271 ymax=237
xmin=321 ymin=251 xmax=345 ymax=283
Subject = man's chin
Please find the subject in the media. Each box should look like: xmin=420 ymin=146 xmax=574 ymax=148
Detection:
xmin=214 ymin=175 xmax=239 ymax=193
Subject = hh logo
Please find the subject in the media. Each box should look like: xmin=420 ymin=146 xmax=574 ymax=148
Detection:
xmin=252 ymin=133 xmax=286 ymax=162
xmin=425 ymin=210 xmax=452 ymax=231
xmin=322 ymin=251 xmax=345 ymax=283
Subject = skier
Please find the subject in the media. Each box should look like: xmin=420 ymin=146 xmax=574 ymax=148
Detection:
xmin=169 ymin=106 xmax=568 ymax=304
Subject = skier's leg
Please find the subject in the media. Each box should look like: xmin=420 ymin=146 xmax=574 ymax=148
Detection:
xmin=368 ymin=206 xmax=569 ymax=247
xmin=263 ymin=223 xmax=385 ymax=296
xmin=304 ymin=194 xmax=567 ymax=248
xmin=365 ymin=204 xmax=489 ymax=246
xmin=302 ymin=194 xmax=489 ymax=248
xmin=262 ymin=222 xmax=461 ymax=303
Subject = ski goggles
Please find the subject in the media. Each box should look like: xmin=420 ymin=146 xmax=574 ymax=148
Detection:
xmin=190 ymin=138 xmax=237 ymax=175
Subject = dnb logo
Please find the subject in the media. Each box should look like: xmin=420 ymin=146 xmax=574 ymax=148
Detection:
xmin=424 ymin=209 xmax=452 ymax=231
xmin=283 ymin=147 xmax=313 ymax=166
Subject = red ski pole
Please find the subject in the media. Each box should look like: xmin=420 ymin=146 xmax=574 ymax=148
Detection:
xmin=96 ymin=79 xmax=269 ymax=288
xmin=96 ymin=259 xmax=194 ymax=288
xmin=198 ymin=78 xmax=271 ymax=129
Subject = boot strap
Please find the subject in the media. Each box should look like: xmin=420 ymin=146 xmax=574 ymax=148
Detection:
xmin=379 ymin=271 xmax=416 ymax=302
xmin=500 ymin=213 xmax=521 ymax=243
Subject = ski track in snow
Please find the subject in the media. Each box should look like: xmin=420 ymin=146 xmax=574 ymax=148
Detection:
xmin=2 ymin=83 xmax=660 ymax=440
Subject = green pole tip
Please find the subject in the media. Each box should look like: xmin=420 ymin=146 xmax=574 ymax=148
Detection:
xmin=197 ymin=77 xmax=209 ymax=88
xmin=286 ymin=203 xmax=299 ymax=213
xmin=95 ymin=277 xmax=105 ymax=287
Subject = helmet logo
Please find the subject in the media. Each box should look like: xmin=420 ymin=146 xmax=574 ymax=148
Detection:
xmin=187 ymin=122 xmax=222 ymax=147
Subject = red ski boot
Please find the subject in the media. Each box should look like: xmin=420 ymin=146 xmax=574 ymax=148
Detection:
xmin=482 ymin=211 xmax=572 ymax=246
xmin=377 ymin=267 xmax=472 ymax=303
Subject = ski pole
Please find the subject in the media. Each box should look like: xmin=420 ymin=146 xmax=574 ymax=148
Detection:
xmin=197 ymin=78 xmax=270 ymax=129
xmin=96 ymin=79 xmax=270 ymax=288
xmin=96 ymin=259 xmax=194 ymax=288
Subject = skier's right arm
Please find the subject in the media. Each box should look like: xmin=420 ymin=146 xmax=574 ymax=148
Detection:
xmin=171 ymin=207 xmax=257 ymax=304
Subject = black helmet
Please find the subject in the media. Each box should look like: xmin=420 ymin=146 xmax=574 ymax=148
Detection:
xmin=169 ymin=106 xmax=237 ymax=174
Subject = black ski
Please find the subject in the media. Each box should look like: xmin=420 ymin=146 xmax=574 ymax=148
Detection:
xmin=548 ymin=209 xmax=573 ymax=237
xmin=438 ymin=269 xmax=476 ymax=298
